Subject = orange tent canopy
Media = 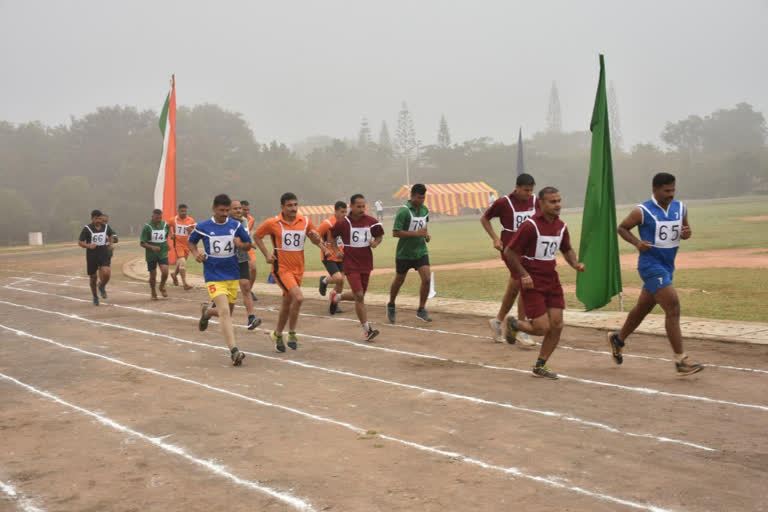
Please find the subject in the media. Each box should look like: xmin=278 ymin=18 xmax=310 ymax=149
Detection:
xmin=298 ymin=203 xmax=370 ymax=227
xmin=392 ymin=182 xmax=499 ymax=216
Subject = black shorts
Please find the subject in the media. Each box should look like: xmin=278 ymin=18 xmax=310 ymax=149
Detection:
xmin=323 ymin=260 xmax=344 ymax=275
xmin=239 ymin=261 xmax=250 ymax=280
xmin=86 ymin=251 xmax=110 ymax=276
xmin=147 ymin=257 xmax=169 ymax=272
xmin=395 ymin=255 xmax=430 ymax=275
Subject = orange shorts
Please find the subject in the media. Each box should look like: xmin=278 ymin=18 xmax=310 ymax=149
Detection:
xmin=175 ymin=245 xmax=191 ymax=259
xmin=273 ymin=270 xmax=303 ymax=295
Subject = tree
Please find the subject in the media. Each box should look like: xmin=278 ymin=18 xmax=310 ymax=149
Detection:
xmin=661 ymin=115 xmax=705 ymax=158
xmin=701 ymin=102 xmax=767 ymax=153
xmin=0 ymin=188 xmax=35 ymax=244
xmin=437 ymin=115 xmax=451 ymax=148
xmin=546 ymin=82 xmax=562 ymax=133
xmin=395 ymin=102 xmax=417 ymax=185
xmin=378 ymin=121 xmax=392 ymax=151
xmin=358 ymin=117 xmax=372 ymax=149
xmin=608 ymin=81 xmax=623 ymax=151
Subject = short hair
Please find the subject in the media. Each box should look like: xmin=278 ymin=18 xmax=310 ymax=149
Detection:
xmin=213 ymin=194 xmax=231 ymax=207
xmin=91 ymin=209 xmax=103 ymax=218
xmin=334 ymin=200 xmax=347 ymax=211
xmin=280 ymin=192 xmax=298 ymax=205
xmin=178 ymin=203 xmax=188 ymax=210
xmin=538 ymin=186 xmax=559 ymax=200
xmin=516 ymin=173 xmax=535 ymax=187
xmin=411 ymin=183 xmax=427 ymax=195
xmin=652 ymin=172 xmax=676 ymax=188
xmin=152 ymin=208 xmax=162 ymax=215
xmin=350 ymin=193 xmax=365 ymax=205
xmin=240 ymin=200 xmax=250 ymax=206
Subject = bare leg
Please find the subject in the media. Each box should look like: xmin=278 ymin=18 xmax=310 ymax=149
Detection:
xmin=240 ymin=279 xmax=255 ymax=316
xmin=653 ymin=285 xmax=684 ymax=355
xmin=538 ymin=308 xmax=564 ymax=361
xmin=89 ymin=273 xmax=98 ymax=296
xmin=149 ymin=268 xmax=158 ymax=298
xmin=98 ymin=267 xmax=111 ymax=288
xmin=213 ymin=294 xmax=236 ymax=350
xmin=158 ymin=264 xmax=169 ymax=296
xmin=417 ymin=265 xmax=431 ymax=309
xmin=287 ymin=286 xmax=304 ymax=332
xmin=515 ymin=313 xmax=550 ymax=337
xmin=618 ymin=289 xmax=657 ymax=341
xmin=276 ymin=294 xmax=291 ymax=334
xmin=516 ymin=291 xmax=526 ymax=321
xmin=331 ymin=272 xmax=344 ymax=293
xmin=249 ymin=260 xmax=256 ymax=289
xmin=341 ymin=291 xmax=368 ymax=324
xmin=389 ymin=273 xmax=407 ymax=304
xmin=496 ymin=277 xmax=518 ymax=322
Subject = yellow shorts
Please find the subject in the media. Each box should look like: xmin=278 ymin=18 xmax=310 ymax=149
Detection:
xmin=206 ymin=280 xmax=239 ymax=304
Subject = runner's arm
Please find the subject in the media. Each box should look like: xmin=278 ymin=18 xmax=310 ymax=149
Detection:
xmin=370 ymin=235 xmax=383 ymax=249
xmin=188 ymin=241 xmax=206 ymax=263
xmin=563 ymin=249 xmax=586 ymax=272
xmin=681 ymin=210 xmax=692 ymax=239
xmin=480 ymin=216 xmax=502 ymax=251
xmin=502 ymin=248 xmax=532 ymax=288
xmin=618 ymin=208 xmax=650 ymax=252
xmin=250 ymin=235 xmax=273 ymax=263
xmin=392 ymin=228 xmax=427 ymax=238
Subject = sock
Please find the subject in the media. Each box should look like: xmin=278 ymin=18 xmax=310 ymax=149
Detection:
xmin=387 ymin=302 xmax=395 ymax=307
xmin=535 ymin=358 xmax=547 ymax=368
xmin=248 ymin=314 xmax=255 ymax=322
xmin=417 ymin=307 xmax=425 ymax=312
xmin=674 ymin=352 xmax=686 ymax=363
xmin=614 ymin=333 xmax=625 ymax=346
xmin=362 ymin=322 xmax=370 ymax=332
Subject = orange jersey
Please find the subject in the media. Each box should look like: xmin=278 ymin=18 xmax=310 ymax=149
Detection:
xmin=246 ymin=215 xmax=256 ymax=258
xmin=254 ymin=213 xmax=316 ymax=275
xmin=170 ymin=215 xmax=196 ymax=248
xmin=317 ymin=216 xmax=344 ymax=263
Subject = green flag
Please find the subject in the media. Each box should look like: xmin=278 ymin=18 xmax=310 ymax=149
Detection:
xmin=576 ymin=55 xmax=622 ymax=310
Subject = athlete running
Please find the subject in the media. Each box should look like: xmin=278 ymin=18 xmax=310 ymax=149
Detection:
xmin=241 ymin=200 xmax=258 ymax=300
xmin=78 ymin=209 xmax=114 ymax=305
xmin=230 ymin=200 xmax=262 ymax=330
xmin=140 ymin=209 xmax=170 ymax=300
xmin=317 ymin=201 xmax=347 ymax=315
xmin=169 ymin=203 xmax=196 ymax=290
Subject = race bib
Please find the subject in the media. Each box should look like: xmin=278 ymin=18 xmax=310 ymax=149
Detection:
xmin=281 ymin=229 xmax=306 ymax=252
xmin=654 ymin=220 xmax=682 ymax=248
xmin=208 ymin=235 xmax=235 ymax=258
xmin=336 ymin=235 xmax=344 ymax=248
xmin=151 ymin=229 xmax=167 ymax=243
xmin=349 ymin=226 xmax=372 ymax=248
xmin=408 ymin=215 xmax=427 ymax=232
xmin=534 ymin=235 xmax=561 ymax=260
xmin=514 ymin=209 xmax=536 ymax=230
xmin=91 ymin=232 xmax=107 ymax=246
xmin=175 ymin=224 xmax=189 ymax=236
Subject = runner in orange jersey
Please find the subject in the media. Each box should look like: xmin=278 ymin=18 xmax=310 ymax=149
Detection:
xmin=169 ymin=204 xmax=196 ymax=290
xmin=241 ymin=200 xmax=258 ymax=300
xmin=316 ymin=201 xmax=347 ymax=315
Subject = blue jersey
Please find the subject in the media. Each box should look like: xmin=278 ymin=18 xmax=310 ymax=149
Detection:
xmin=188 ymin=217 xmax=251 ymax=282
xmin=636 ymin=198 xmax=685 ymax=274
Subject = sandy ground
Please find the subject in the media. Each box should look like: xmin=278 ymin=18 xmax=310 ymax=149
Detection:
xmin=1 ymin=247 xmax=767 ymax=511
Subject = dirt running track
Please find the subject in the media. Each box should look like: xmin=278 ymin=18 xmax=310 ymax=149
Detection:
xmin=1 ymin=247 xmax=767 ymax=512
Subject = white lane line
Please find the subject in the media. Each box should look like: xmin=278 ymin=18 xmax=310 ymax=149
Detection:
xmin=4 ymin=283 xmax=768 ymax=413
xmin=0 ymin=300 xmax=714 ymax=452
xmin=0 ymin=324 xmax=674 ymax=512
xmin=0 ymin=370 xmax=315 ymax=511
xmin=0 ymin=479 xmax=45 ymax=512
xmin=9 ymin=273 xmax=768 ymax=376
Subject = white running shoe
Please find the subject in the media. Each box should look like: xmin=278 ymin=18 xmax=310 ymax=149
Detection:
xmin=516 ymin=331 xmax=536 ymax=347
xmin=488 ymin=318 xmax=504 ymax=343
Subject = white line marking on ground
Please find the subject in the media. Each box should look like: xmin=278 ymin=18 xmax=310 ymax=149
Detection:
xmin=8 ymin=273 xmax=768 ymax=376
xmin=0 ymin=367 xmax=315 ymax=511
xmin=0 ymin=324 xmax=674 ymax=512
xmin=0 ymin=300 xmax=714 ymax=452
xmin=0 ymin=478 xmax=46 ymax=511
xmin=4 ymin=283 xmax=767 ymax=413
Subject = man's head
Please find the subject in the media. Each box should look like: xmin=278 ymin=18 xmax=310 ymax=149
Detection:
xmin=151 ymin=208 xmax=163 ymax=223
xmin=212 ymin=194 xmax=231 ymax=221
xmin=410 ymin=183 xmax=427 ymax=209
xmin=513 ymin=173 xmax=536 ymax=201
xmin=538 ymin=186 xmax=561 ymax=217
xmin=652 ymin=172 xmax=676 ymax=206
xmin=280 ymin=192 xmax=298 ymax=219
xmin=230 ymin=200 xmax=243 ymax=220
xmin=177 ymin=203 xmax=188 ymax=219
xmin=240 ymin=200 xmax=251 ymax=217
xmin=91 ymin=209 xmax=103 ymax=224
xmin=349 ymin=194 xmax=366 ymax=218
xmin=334 ymin=200 xmax=348 ymax=219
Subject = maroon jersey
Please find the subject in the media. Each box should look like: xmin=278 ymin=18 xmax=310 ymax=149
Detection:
xmin=331 ymin=215 xmax=384 ymax=272
xmin=507 ymin=212 xmax=571 ymax=281
xmin=484 ymin=194 xmax=538 ymax=246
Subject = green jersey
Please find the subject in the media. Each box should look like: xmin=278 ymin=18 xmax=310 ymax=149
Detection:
xmin=393 ymin=200 xmax=429 ymax=260
xmin=141 ymin=221 xmax=170 ymax=260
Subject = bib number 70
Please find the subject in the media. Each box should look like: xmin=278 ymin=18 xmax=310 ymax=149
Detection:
xmin=539 ymin=240 xmax=558 ymax=257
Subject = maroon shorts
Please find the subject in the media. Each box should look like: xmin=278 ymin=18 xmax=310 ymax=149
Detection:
xmin=345 ymin=271 xmax=370 ymax=294
xmin=519 ymin=274 xmax=565 ymax=319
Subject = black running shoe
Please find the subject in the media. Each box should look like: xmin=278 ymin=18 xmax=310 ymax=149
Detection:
xmin=98 ymin=284 xmax=107 ymax=299
xmin=329 ymin=301 xmax=338 ymax=315
xmin=93 ymin=294 xmax=99 ymax=306
xmin=198 ymin=304 xmax=210 ymax=331
xmin=505 ymin=317 xmax=519 ymax=344
xmin=247 ymin=315 xmax=262 ymax=330
xmin=676 ymin=356 xmax=704 ymax=376
xmin=270 ymin=331 xmax=286 ymax=353
xmin=607 ymin=332 xmax=624 ymax=365
xmin=416 ymin=308 xmax=432 ymax=322
xmin=319 ymin=276 xmax=328 ymax=296
xmin=231 ymin=348 xmax=245 ymax=366
xmin=386 ymin=303 xmax=396 ymax=324
xmin=364 ymin=326 xmax=380 ymax=342
xmin=532 ymin=364 xmax=558 ymax=379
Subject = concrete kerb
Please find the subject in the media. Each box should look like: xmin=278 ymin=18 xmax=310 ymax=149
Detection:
xmin=122 ymin=257 xmax=768 ymax=346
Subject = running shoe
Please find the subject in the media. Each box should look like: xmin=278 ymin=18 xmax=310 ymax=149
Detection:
xmin=287 ymin=332 xmax=298 ymax=350
xmin=247 ymin=315 xmax=262 ymax=330
xmin=416 ymin=308 xmax=432 ymax=322
xmin=505 ymin=317 xmax=519 ymax=344
xmin=329 ymin=301 xmax=338 ymax=315
xmin=532 ymin=364 xmax=558 ymax=379
xmin=271 ymin=331 xmax=286 ymax=353
xmin=386 ymin=303 xmax=396 ymax=324
xmin=607 ymin=332 xmax=624 ymax=365
xmin=171 ymin=274 xmax=179 ymax=286
xmin=364 ymin=325 xmax=380 ymax=342
xmin=319 ymin=276 xmax=328 ymax=296
xmin=198 ymin=304 xmax=210 ymax=331
xmin=676 ymin=356 xmax=704 ymax=376
xmin=92 ymin=294 xmax=99 ymax=306
xmin=98 ymin=284 xmax=107 ymax=299
xmin=251 ymin=291 xmax=258 ymax=301
xmin=488 ymin=318 xmax=504 ymax=343
xmin=231 ymin=348 xmax=245 ymax=366
xmin=516 ymin=331 xmax=536 ymax=347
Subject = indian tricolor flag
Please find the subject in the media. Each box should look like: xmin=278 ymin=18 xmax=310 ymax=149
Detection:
xmin=154 ymin=74 xmax=177 ymax=225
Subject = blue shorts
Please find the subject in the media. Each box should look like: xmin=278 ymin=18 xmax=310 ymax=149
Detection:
xmin=640 ymin=267 xmax=673 ymax=295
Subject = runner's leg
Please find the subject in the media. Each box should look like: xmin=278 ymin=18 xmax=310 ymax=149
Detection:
xmin=213 ymin=293 xmax=236 ymax=350
xmin=618 ymin=289 xmax=657 ymax=341
xmin=287 ymin=286 xmax=304 ymax=332
xmin=496 ymin=277 xmax=518 ymax=322
xmin=276 ymin=294 xmax=291 ymax=334
xmin=654 ymin=285 xmax=684 ymax=354
xmin=417 ymin=265 xmax=431 ymax=310
xmin=538 ymin=308 xmax=563 ymax=361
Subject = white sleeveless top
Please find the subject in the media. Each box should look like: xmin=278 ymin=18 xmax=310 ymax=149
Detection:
xmin=501 ymin=195 xmax=537 ymax=233
xmin=521 ymin=218 xmax=566 ymax=261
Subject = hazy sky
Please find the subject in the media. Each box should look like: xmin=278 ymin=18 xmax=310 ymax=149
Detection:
xmin=2 ymin=0 xmax=766 ymax=148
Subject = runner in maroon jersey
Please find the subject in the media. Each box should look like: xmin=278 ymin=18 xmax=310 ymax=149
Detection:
xmin=503 ymin=186 xmax=586 ymax=379
xmin=330 ymin=193 xmax=385 ymax=341
xmin=481 ymin=173 xmax=538 ymax=347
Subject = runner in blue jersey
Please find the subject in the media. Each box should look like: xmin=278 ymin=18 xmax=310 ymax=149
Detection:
xmin=608 ymin=172 xmax=703 ymax=376
xmin=188 ymin=194 xmax=253 ymax=366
